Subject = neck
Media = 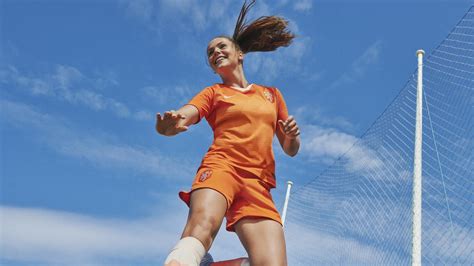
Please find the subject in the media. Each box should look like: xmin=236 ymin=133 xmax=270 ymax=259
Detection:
xmin=219 ymin=65 xmax=248 ymax=88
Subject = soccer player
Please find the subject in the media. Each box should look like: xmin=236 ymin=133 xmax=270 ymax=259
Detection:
xmin=157 ymin=1 xmax=300 ymax=265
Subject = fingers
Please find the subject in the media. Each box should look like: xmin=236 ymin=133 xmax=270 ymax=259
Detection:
xmin=163 ymin=110 xmax=186 ymax=120
xmin=278 ymin=120 xmax=285 ymax=128
xmin=279 ymin=116 xmax=300 ymax=138
xmin=156 ymin=111 xmax=188 ymax=136
xmin=175 ymin=126 xmax=189 ymax=133
xmin=288 ymin=128 xmax=300 ymax=137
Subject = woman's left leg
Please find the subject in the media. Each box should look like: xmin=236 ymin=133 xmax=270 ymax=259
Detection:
xmin=234 ymin=218 xmax=287 ymax=266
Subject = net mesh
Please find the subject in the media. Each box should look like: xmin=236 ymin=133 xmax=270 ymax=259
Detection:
xmin=285 ymin=7 xmax=473 ymax=265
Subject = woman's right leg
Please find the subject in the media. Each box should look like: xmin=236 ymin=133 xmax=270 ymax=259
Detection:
xmin=182 ymin=188 xmax=228 ymax=249
xmin=165 ymin=188 xmax=228 ymax=265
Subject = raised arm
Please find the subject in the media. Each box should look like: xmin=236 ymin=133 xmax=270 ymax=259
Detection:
xmin=276 ymin=115 xmax=300 ymax=157
xmin=156 ymin=105 xmax=200 ymax=136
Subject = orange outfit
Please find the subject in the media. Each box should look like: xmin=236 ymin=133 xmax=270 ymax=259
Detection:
xmin=179 ymin=83 xmax=289 ymax=231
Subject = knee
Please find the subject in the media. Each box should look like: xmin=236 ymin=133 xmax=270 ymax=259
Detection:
xmin=183 ymin=210 xmax=223 ymax=247
xmin=188 ymin=210 xmax=221 ymax=235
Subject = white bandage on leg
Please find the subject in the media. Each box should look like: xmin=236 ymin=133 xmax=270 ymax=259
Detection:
xmin=240 ymin=258 xmax=250 ymax=266
xmin=164 ymin=236 xmax=206 ymax=266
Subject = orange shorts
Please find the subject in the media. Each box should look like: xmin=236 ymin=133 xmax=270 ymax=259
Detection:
xmin=179 ymin=164 xmax=282 ymax=232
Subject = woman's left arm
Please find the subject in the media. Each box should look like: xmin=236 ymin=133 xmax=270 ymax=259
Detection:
xmin=276 ymin=115 xmax=300 ymax=157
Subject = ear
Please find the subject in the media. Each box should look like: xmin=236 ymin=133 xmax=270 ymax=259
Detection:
xmin=238 ymin=51 xmax=244 ymax=62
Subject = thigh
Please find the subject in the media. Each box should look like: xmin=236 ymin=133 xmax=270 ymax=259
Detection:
xmin=234 ymin=218 xmax=287 ymax=266
xmin=182 ymin=188 xmax=228 ymax=250
xmin=226 ymin=176 xmax=282 ymax=232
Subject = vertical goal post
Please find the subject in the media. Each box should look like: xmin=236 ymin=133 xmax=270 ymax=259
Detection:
xmin=281 ymin=181 xmax=294 ymax=227
xmin=412 ymin=49 xmax=425 ymax=266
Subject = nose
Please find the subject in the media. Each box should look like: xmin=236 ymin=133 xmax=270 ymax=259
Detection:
xmin=212 ymin=47 xmax=222 ymax=57
xmin=212 ymin=47 xmax=222 ymax=56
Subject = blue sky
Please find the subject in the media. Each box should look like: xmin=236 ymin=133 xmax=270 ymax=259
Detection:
xmin=1 ymin=0 xmax=472 ymax=264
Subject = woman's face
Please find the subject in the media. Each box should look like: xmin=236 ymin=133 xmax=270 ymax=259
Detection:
xmin=207 ymin=37 xmax=243 ymax=74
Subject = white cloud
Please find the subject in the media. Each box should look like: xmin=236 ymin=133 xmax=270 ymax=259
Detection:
xmin=330 ymin=40 xmax=383 ymax=89
xmin=141 ymin=85 xmax=194 ymax=107
xmin=0 ymin=65 xmax=151 ymax=121
xmin=301 ymin=124 xmax=357 ymax=161
xmin=0 ymin=203 xmax=255 ymax=265
xmin=121 ymin=0 xmax=154 ymax=23
xmin=301 ymin=124 xmax=383 ymax=174
xmin=0 ymin=205 xmax=185 ymax=264
xmin=423 ymin=218 xmax=474 ymax=264
xmin=246 ymin=36 xmax=312 ymax=82
xmin=0 ymin=99 xmax=193 ymax=179
xmin=285 ymin=222 xmax=405 ymax=264
xmin=53 ymin=64 xmax=84 ymax=89
xmin=294 ymin=105 xmax=355 ymax=131
xmin=294 ymin=0 xmax=312 ymax=12
xmin=121 ymin=0 xmax=235 ymax=34
xmin=119 ymin=0 xmax=314 ymax=83
xmin=133 ymin=110 xmax=154 ymax=121
xmin=284 ymin=182 xmax=474 ymax=264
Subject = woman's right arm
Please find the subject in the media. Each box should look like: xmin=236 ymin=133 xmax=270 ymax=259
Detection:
xmin=155 ymin=105 xmax=200 ymax=136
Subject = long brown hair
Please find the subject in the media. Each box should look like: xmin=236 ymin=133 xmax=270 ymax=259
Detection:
xmin=232 ymin=0 xmax=295 ymax=53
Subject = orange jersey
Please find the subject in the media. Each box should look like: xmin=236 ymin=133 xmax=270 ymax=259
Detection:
xmin=186 ymin=83 xmax=289 ymax=188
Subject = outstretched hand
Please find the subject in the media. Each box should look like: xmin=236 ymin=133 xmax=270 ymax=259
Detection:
xmin=278 ymin=115 xmax=300 ymax=139
xmin=156 ymin=110 xmax=188 ymax=136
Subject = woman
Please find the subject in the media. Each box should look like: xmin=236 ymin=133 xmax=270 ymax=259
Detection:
xmin=157 ymin=1 xmax=300 ymax=265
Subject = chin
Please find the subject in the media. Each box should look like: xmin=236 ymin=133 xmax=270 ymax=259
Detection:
xmin=215 ymin=63 xmax=234 ymax=72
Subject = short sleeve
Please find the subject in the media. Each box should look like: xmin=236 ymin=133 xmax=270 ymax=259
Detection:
xmin=274 ymin=87 xmax=289 ymax=121
xmin=186 ymin=86 xmax=215 ymax=122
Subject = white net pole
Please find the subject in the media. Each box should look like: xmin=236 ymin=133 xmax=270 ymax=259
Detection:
xmin=281 ymin=181 xmax=293 ymax=227
xmin=412 ymin=49 xmax=425 ymax=266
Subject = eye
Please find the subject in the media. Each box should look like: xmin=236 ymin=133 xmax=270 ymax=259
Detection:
xmin=207 ymin=48 xmax=214 ymax=57
xmin=219 ymin=44 xmax=226 ymax=49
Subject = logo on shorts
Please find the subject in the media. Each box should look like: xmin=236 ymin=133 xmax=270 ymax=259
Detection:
xmin=199 ymin=170 xmax=212 ymax=182
xmin=263 ymin=89 xmax=274 ymax=103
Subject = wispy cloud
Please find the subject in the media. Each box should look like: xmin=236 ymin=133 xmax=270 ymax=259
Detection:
xmin=0 ymin=99 xmax=193 ymax=179
xmin=246 ymin=36 xmax=312 ymax=83
xmin=285 ymin=222 xmax=405 ymax=265
xmin=284 ymin=179 xmax=474 ymax=264
xmin=0 ymin=65 xmax=153 ymax=121
xmin=293 ymin=0 xmax=313 ymax=12
xmin=301 ymin=124 xmax=382 ymax=172
xmin=302 ymin=124 xmax=358 ymax=161
xmin=0 ymin=205 xmax=183 ymax=264
xmin=119 ymin=0 xmax=315 ymax=83
xmin=141 ymin=84 xmax=194 ymax=108
xmin=120 ymin=0 xmax=235 ymax=34
xmin=294 ymin=105 xmax=355 ymax=131
xmin=121 ymin=0 xmax=154 ymax=23
xmin=423 ymin=218 xmax=474 ymax=264
xmin=0 ymin=203 xmax=254 ymax=265
xmin=329 ymin=40 xmax=383 ymax=89
xmin=276 ymin=0 xmax=313 ymax=12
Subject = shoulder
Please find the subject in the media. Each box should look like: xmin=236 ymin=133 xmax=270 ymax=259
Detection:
xmin=202 ymin=84 xmax=220 ymax=91
xmin=196 ymin=84 xmax=221 ymax=96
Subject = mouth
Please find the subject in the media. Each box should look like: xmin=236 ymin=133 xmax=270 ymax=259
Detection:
xmin=214 ymin=56 xmax=226 ymax=65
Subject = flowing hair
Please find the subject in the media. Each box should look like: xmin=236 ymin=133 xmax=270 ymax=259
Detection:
xmin=232 ymin=0 xmax=295 ymax=53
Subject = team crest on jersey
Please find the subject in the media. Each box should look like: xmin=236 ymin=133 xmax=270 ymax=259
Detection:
xmin=263 ymin=89 xmax=274 ymax=103
xmin=199 ymin=170 xmax=212 ymax=182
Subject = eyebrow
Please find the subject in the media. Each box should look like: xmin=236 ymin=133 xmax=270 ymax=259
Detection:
xmin=207 ymin=41 xmax=225 ymax=53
